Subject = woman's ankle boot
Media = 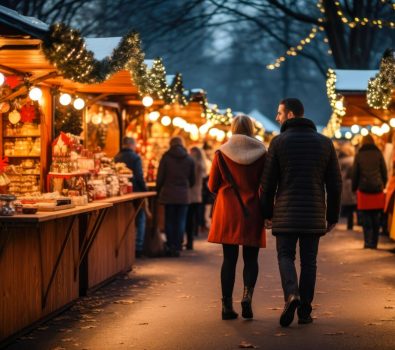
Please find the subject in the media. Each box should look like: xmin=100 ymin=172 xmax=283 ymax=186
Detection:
xmin=222 ymin=297 xmax=238 ymax=320
xmin=241 ymin=286 xmax=254 ymax=319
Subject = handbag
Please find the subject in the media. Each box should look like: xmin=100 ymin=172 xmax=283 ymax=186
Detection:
xmin=216 ymin=150 xmax=249 ymax=217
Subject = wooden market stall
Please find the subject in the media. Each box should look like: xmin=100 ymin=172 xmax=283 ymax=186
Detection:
xmin=0 ymin=6 xmax=159 ymax=345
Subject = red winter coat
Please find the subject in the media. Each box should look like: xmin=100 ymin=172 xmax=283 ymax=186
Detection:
xmin=207 ymin=135 xmax=266 ymax=248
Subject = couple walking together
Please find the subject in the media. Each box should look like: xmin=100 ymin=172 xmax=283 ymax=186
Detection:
xmin=208 ymin=98 xmax=342 ymax=327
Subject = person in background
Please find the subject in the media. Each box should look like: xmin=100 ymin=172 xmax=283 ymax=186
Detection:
xmin=185 ymin=146 xmax=206 ymax=250
xmin=339 ymin=144 xmax=357 ymax=230
xmin=201 ymin=142 xmax=214 ymax=234
xmin=261 ymin=98 xmax=342 ymax=327
xmin=157 ymin=136 xmax=195 ymax=257
xmin=352 ymin=134 xmax=387 ymax=249
xmin=115 ymin=136 xmax=147 ymax=258
xmin=208 ymin=115 xmax=266 ymax=321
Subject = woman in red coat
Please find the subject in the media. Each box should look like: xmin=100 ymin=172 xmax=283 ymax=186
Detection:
xmin=208 ymin=115 xmax=266 ymax=320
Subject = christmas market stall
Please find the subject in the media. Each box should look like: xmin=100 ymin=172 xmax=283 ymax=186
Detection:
xmin=0 ymin=6 xmax=157 ymax=344
xmin=322 ymin=49 xmax=395 ymax=238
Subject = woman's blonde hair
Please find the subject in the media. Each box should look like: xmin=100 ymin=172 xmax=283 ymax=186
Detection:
xmin=231 ymin=114 xmax=255 ymax=137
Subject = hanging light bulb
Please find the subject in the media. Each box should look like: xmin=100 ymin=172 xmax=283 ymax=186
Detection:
xmin=59 ymin=93 xmax=72 ymax=106
xmin=345 ymin=131 xmax=352 ymax=139
xmin=0 ymin=72 xmax=5 ymax=86
xmin=381 ymin=123 xmax=390 ymax=133
xmin=351 ymin=124 xmax=360 ymax=133
xmin=29 ymin=87 xmax=42 ymax=101
xmin=390 ymin=118 xmax=395 ymax=128
xmin=73 ymin=98 xmax=85 ymax=110
xmin=227 ymin=131 xmax=233 ymax=138
xmin=334 ymin=130 xmax=342 ymax=139
xmin=161 ymin=116 xmax=171 ymax=126
xmin=148 ymin=111 xmax=160 ymax=122
xmin=360 ymin=128 xmax=368 ymax=136
xmin=142 ymin=95 xmax=153 ymax=107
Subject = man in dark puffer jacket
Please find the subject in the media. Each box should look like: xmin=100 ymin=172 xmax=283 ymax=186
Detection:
xmin=261 ymin=98 xmax=342 ymax=327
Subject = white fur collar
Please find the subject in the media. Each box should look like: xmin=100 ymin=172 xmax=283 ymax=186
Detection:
xmin=219 ymin=134 xmax=266 ymax=165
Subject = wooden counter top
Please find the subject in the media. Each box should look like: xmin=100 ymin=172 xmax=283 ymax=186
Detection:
xmin=0 ymin=202 xmax=113 ymax=224
xmin=97 ymin=191 xmax=157 ymax=204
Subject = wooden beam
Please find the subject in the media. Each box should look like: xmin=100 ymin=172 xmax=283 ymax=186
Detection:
xmin=85 ymin=93 xmax=110 ymax=107
xmin=0 ymin=63 xmax=26 ymax=76
xmin=0 ymin=71 xmax=59 ymax=103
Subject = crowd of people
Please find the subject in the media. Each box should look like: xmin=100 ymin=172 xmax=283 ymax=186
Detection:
xmin=337 ymin=131 xmax=395 ymax=249
xmin=116 ymin=97 xmax=395 ymax=328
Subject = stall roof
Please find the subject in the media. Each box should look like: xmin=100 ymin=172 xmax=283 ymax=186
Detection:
xmin=249 ymin=109 xmax=279 ymax=132
xmin=332 ymin=70 xmax=395 ymax=127
xmin=0 ymin=5 xmax=49 ymax=38
xmin=85 ymin=37 xmax=154 ymax=68
xmin=334 ymin=69 xmax=378 ymax=92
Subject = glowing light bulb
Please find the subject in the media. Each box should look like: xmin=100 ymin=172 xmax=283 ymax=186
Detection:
xmin=73 ymin=98 xmax=85 ymax=110
xmin=59 ymin=93 xmax=71 ymax=106
xmin=334 ymin=130 xmax=342 ymax=139
xmin=148 ymin=111 xmax=160 ymax=122
xmin=351 ymin=124 xmax=360 ymax=133
xmin=345 ymin=131 xmax=352 ymax=139
xmin=29 ymin=87 xmax=42 ymax=101
xmin=161 ymin=116 xmax=171 ymax=126
xmin=381 ymin=123 xmax=390 ymax=133
xmin=390 ymin=118 xmax=395 ymax=128
xmin=360 ymin=128 xmax=368 ymax=136
xmin=0 ymin=72 xmax=5 ymax=86
xmin=142 ymin=96 xmax=153 ymax=107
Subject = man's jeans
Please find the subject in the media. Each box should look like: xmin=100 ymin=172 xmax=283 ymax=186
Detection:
xmin=135 ymin=210 xmax=146 ymax=252
xmin=165 ymin=204 xmax=189 ymax=251
xmin=276 ymin=234 xmax=320 ymax=317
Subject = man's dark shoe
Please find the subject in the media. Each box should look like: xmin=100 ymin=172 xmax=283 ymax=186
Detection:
xmin=279 ymin=294 xmax=300 ymax=327
xmin=298 ymin=315 xmax=313 ymax=324
xmin=241 ymin=286 xmax=254 ymax=319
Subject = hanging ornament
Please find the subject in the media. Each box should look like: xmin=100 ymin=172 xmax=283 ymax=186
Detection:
xmin=0 ymin=156 xmax=8 ymax=173
xmin=20 ymin=103 xmax=36 ymax=123
xmin=102 ymin=111 xmax=114 ymax=125
xmin=8 ymin=109 xmax=21 ymax=124
xmin=5 ymin=75 xmax=21 ymax=89
xmin=0 ymin=102 xmax=10 ymax=113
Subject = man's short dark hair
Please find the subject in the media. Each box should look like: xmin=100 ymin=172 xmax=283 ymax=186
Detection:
xmin=280 ymin=98 xmax=304 ymax=118
xmin=122 ymin=136 xmax=136 ymax=146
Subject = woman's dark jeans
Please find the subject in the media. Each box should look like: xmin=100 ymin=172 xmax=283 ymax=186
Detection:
xmin=360 ymin=209 xmax=382 ymax=248
xmin=165 ymin=204 xmax=189 ymax=251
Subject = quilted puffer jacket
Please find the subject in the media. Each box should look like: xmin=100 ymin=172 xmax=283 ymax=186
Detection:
xmin=261 ymin=117 xmax=342 ymax=235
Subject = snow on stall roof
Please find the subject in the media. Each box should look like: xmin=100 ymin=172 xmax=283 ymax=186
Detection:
xmin=166 ymin=75 xmax=175 ymax=85
xmin=85 ymin=37 xmax=153 ymax=67
xmin=249 ymin=109 xmax=280 ymax=132
xmin=334 ymin=69 xmax=379 ymax=91
xmin=0 ymin=5 xmax=49 ymax=31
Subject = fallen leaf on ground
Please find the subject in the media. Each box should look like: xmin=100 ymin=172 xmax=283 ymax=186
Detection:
xmin=239 ymin=340 xmax=257 ymax=348
xmin=80 ymin=325 xmax=97 ymax=329
xmin=324 ymin=331 xmax=345 ymax=336
xmin=138 ymin=322 xmax=149 ymax=325
xmin=365 ymin=322 xmax=382 ymax=326
xmin=384 ymin=306 xmax=394 ymax=309
xmin=113 ymin=300 xmax=135 ymax=305
xmin=274 ymin=332 xmax=287 ymax=337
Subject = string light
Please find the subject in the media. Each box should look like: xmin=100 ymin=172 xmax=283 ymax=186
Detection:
xmin=0 ymin=72 xmax=4 ymax=86
xmin=59 ymin=93 xmax=72 ymax=106
xmin=73 ymin=97 xmax=85 ymax=110
xmin=266 ymin=26 xmax=320 ymax=70
xmin=334 ymin=1 xmax=395 ymax=29
xmin=29 ymin=87 xmax=42 ymax=101
xmin=360 ymin=128 xmax=369 ymax=136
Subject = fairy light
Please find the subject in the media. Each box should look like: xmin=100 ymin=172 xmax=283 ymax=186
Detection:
xmin=334 ymin=1 xmax=395 ymax=29
xmin=266 ymin=26 xmax=320 ymax=70
xmin=360 ymin=128 xmax=369 ymax=136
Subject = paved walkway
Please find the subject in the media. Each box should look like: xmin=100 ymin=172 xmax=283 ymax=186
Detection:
xmin=6 ymin=224 xmax=395 ymax=350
